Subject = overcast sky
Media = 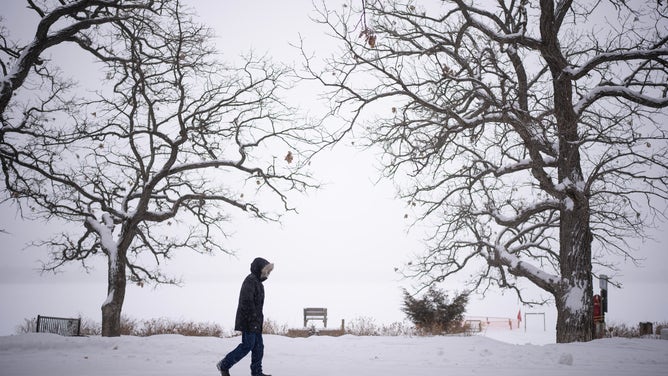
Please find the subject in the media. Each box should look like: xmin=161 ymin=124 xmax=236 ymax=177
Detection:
xmin=1 ymin=0 xmax=666 ymax=336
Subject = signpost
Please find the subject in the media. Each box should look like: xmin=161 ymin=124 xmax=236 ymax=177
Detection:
xmin=594 ymin=275 xmax=609 ymax=338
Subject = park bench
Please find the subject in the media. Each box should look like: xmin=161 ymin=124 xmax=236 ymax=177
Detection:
xmin=303 ymin=307 xmax=327 ymax=328
xmin=36 ymin=315 xmax=81 ymax=336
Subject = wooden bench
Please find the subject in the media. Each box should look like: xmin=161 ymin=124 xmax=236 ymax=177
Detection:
xmin=36 ymin=315 xmax=81 ymax=336
xmin=303 ymin=307 xmax=327 ymax=328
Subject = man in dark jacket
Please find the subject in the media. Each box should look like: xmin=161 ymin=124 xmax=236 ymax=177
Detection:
xmin=217 ymin=257 xmax=274 ymax=376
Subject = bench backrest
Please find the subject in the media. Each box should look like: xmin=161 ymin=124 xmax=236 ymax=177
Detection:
xmin=36 ymin=315 xmax=81 ymax=336
xmin=303 ymin=307 xmax=328 ymax=328
xmin=304 ymin=308 xmax=327 ymax=317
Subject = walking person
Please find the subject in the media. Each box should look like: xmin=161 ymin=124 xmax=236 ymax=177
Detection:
xmin=217 ymin=257 xmax=274 ymax=376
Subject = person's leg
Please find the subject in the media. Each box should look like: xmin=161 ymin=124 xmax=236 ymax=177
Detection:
xmin=219 ymin=332 xmax=256 ymax=370
xmin=250 ymin=332 xmax=265 ymax=376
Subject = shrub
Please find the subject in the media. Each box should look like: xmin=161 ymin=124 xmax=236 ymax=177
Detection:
xmin=120 ymin=315 xmax=139 ymax=336
xmin=344 ymin=317 xmax=417 ymax=336
xmin=402 ymin=287 xmax=469 ymax=335
xmin=604 ymin=321 xmax=668 ymax=338
xmin=606 ymin=322 xmax=637 ymax=338
xmin=285 ymin=328 xmax=311 ymax=338
xmin=15 ymin=316 xmax=226 ymax=337
xmin=135 ymin=317 xmax=225 ymax=337
xmin=16 ymin=315 xmax=668 ymax=339
xmin=345 ymin=316 xmax=380 ymax=336
xmin=15 ymin=317 xmax=36 ymax=334
xmin=378 ymin=321 xmax=418 ymax=336
xmin=79 ymin=317 xmax=102 ymax=336
xmin=262 ymin=318 xmax=288 ymax=336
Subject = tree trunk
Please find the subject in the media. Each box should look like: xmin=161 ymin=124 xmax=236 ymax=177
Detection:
xmin=555 ymin=206 xmax=594 ymax=342
xmin=555 ymin=286 xmax=594 ymax=343
xmin=101 ymin=250 xmax=127 ymax=337
xmin=554 ymin=94 xmax=594 ymax=343
xmin=539 ymin=0 xmax=595 ymax=342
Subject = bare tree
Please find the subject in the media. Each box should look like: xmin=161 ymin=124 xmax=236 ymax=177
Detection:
xmin=3 ymin=1 xmax=321 ymax=336
xmin=306 ymin=0 xmax=668 ymax=342
xmin=0 ymin=0 xmax=163 ymax=129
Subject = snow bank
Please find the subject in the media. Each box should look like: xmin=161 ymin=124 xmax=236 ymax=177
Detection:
xmin=1 ymin=332 xmax=666 ymax=376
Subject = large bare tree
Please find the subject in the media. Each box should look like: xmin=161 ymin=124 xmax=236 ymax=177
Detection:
xmin=2 ymin=1 xmax=320 ymax=336
xmin=1 ymin=0 xmax=165 ymax=336
xmin=306 ymin=0 xmax=668 ymax=342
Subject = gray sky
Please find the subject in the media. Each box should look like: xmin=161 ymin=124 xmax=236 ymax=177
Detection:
xmin=1 ymin=0 xmax=666 ymax=336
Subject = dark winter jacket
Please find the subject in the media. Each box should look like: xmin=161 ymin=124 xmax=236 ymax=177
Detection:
xmin=234 ymin=257 xmax=274 ymax=333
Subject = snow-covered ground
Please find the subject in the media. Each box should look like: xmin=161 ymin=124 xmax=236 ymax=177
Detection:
xmin=1 ymin=328 xmax=667 ymax=376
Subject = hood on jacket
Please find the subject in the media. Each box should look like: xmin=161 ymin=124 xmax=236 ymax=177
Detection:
xmin=250 ymin=257 xmax=274 ymax=282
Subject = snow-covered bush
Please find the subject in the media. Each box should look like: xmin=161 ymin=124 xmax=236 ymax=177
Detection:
xmin=402 ymin=287 xmax=469 ymax=335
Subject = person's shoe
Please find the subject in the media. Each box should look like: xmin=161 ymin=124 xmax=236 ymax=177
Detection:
xmin=216 ymin=360 xmax=231 ymax=376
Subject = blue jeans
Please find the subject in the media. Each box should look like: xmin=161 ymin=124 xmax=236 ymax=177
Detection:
xmin=220 ymin=332 xmax=264 ymax=375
